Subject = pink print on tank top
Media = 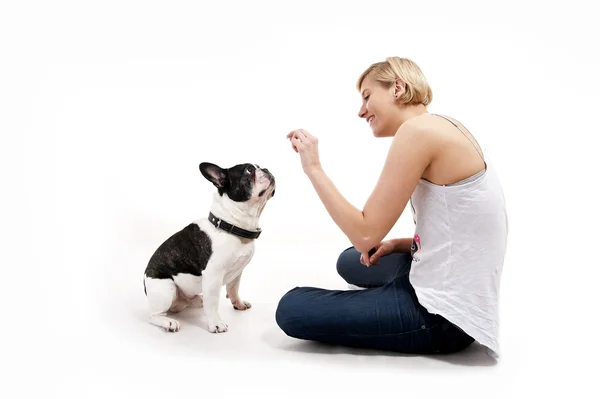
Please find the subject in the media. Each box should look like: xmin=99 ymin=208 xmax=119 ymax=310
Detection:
xmin=411 ymin=233 xmax=421 ymax=262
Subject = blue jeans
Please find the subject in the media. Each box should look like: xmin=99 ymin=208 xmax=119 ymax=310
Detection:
xmin=275 ymin=247 xmax=474 ymax=354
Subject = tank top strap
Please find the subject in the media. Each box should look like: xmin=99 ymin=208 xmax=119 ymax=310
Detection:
xmin=431 ymin=113 xmax=485 ymax=163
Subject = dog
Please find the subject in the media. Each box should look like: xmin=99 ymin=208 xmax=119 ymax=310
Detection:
xmin=143 ymin=162 xmax=275 ymax=333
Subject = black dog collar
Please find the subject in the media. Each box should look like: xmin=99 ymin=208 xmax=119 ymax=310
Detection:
xmin=208 ymin=212 xmax=262 ymax=239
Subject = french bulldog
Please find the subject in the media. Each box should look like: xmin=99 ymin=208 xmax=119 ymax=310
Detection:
xmin=143 ymin=162 xmax=275 ymax=333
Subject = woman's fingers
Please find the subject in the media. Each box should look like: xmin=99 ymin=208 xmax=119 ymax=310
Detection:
xmin=360 ymin=252 xmax=371 ymax=267
xmin=295 ymin=129 xmax=309 ymax=140
xmin=288 ymin=129 xmax=310 ymax=142
xmin=299 ymin=129 xmax=315 ymax=141
xmin=287 ymin=130 xmax=303 ymax=140
xmin=290 ymin=139 xmax=298 ymax=152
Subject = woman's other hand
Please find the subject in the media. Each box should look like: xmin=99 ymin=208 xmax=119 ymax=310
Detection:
xmin=360 ymin=240 xmax=396 ymax=267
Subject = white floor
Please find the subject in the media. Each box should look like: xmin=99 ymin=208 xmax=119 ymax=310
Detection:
xmin=8 ymin=243 xmax=591 ymax=399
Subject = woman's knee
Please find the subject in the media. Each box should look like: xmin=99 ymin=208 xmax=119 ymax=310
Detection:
xmin=336 ymin=246 xmax=360 ymax=283
xmin=275 ymin=287 xmax=307 ymax=337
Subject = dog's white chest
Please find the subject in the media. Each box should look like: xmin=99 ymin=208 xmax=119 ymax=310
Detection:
xmin=223 ymin=250 xmax=253 ymax=282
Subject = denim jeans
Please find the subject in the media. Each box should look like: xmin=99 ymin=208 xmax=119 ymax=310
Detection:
xmin=275 ymin=247 xmax=474 ymax=354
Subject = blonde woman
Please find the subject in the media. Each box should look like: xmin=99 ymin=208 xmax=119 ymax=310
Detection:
xmin=277 ymin=57 xmax=508 ymax=357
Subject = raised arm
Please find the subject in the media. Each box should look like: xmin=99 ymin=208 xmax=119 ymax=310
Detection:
xmin=288 ymin=121 xmax=433 ymax=254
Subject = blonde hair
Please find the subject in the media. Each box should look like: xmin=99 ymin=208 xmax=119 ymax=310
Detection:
xmin=357 ymin=57 xmax=432 ymax=106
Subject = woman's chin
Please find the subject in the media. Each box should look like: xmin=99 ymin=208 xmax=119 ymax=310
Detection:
xmin=371 ymin=125 xmax=396 ymax=138
xmin=371 ymin=128 xmax=386 ymax=138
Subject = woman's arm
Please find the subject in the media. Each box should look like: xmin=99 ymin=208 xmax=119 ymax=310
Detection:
xmin=291 ymin=121 xmax=434 ymax=254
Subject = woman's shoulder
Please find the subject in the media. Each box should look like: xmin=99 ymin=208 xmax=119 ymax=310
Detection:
xmin=398 ymin=113 xmax=449 ymax=145
xmin=404 ymin=113 xmax=452 ymax=130
xmin=404 ymin=113 xmax=474 ymax=145
xmin=408 ymin=113 xmax=486 ymax=184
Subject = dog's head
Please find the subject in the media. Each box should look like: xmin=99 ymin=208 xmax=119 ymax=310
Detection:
xmin=199 ymin=162 xmax=276 ymax=204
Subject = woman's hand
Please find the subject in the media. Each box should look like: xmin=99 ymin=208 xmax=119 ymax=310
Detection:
xmin=287 ymin=129 xmax=322 ymax=174
xmin=360 ymin=240 xmax=396 ymax=267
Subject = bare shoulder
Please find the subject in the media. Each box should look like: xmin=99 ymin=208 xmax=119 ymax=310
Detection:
xmin=404 ymin=113 xmax=485 ymax=185
xmin=384 ymin=115 xmax=440 ymax=174
xmin=393 ymin=113 xmax=446 ymax=149
xmin=400 ymin=113 xmax=483 ymax=152
xmin=401 ymin=113 xmax=453 ymax=137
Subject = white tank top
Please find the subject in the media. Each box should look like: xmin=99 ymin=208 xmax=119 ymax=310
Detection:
xmin=408 ymin=117 xmax=508 ymax=357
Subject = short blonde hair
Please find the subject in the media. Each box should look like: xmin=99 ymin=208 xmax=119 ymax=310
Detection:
xmin=357 ymin=57 xmax=432 ymax=106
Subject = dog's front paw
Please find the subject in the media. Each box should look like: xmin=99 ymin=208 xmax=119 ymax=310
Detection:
xmin=232 ymin=300 xmax=252 ymax=311
xmin=207 ymin=320 xmax=228 ymax=333
xmin=166 ymin=320 xmax=181 ymax=332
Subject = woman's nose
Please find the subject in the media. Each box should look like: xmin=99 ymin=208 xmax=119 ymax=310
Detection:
xmin=358 ymin=105 xmax=367 ymax=118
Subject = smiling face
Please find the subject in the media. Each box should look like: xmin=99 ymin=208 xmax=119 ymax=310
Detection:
xmin=356 ymin=57 xmax=433 ymax=137
xmin=200 ymin=162 xmax=275 ymax=203
xmin=357 ymin=75 xmax=403 ymax=138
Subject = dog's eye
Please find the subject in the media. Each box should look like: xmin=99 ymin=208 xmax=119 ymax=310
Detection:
xmin=245 ymin=167 xmax=253 ymax=174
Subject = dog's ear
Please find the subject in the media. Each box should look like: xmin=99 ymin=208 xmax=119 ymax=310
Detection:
xmin=199 ymin=162 xmax=229 ymax=190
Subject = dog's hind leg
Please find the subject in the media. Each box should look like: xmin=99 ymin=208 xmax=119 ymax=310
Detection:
xmin=168 ymin=287 xmax=192 ymax=313
xmin=144 ymin=277 xmax=181 ymax=332
xmin=170 ymin=292 xmax=202 ymax=312
xmin=187 ymin=294 xmax=203 ymax=308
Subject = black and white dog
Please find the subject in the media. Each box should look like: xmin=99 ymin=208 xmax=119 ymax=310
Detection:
xmin=143 ymin=162 xmax=275 ymax=333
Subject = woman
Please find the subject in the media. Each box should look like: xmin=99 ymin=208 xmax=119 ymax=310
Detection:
xmin=275 ymin=57 xmax=508 ymax=357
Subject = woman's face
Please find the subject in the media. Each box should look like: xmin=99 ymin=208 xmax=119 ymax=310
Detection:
xmin=357 ymin=75 xmax=401 ymax=137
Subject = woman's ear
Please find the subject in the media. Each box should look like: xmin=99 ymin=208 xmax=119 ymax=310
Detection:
xmin=393 ymin=78 xmax=406 ymax=99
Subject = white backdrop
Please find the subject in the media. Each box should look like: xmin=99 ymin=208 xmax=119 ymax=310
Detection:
xmin=2 ymin=0 xmax=599 ymax=398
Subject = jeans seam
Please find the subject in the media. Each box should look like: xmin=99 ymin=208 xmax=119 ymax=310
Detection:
xmin=301 ymin=324 xmax=439 ymax=338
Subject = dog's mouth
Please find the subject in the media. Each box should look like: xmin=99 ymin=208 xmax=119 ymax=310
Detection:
xmin=256 ymin=169 xmax=275 ymax=198
xmin=258 ymin=179 xmax=275 ymax=198
xmin=258 ymin=184 xmax=275 ymax=198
